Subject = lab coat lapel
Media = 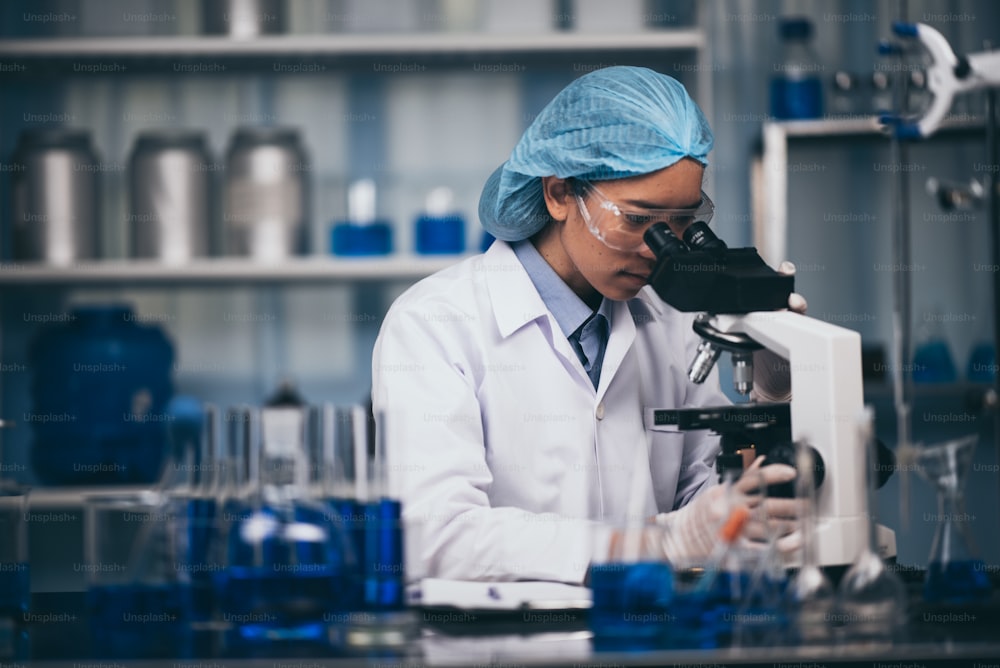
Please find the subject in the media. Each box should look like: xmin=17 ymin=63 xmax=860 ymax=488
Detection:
xmin=596 ymin=299 xmax=637 ymax=400
xmin=484 ymin=241 xmax=596 ymax=388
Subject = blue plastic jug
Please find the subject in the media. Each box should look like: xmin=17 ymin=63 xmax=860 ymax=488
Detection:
xmin=28 ymin=304 xmax=175 ymax=484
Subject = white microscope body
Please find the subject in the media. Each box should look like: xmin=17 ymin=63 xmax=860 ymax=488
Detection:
xmin=711 ymin=310 xmax=897 ymax=567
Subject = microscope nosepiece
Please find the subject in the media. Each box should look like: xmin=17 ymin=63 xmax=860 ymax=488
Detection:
xmin=688 ymin=340 xmax=722 ymax=384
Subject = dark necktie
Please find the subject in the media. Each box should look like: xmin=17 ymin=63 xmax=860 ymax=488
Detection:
xmin=571 ymin=312 xmax=609 ymax=389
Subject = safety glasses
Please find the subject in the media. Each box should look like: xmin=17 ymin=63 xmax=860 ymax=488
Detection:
xmin=573 ymin=180 xmax=715 ymax=252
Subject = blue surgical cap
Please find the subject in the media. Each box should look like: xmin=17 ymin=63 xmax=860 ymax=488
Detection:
xmin=479 ymin=66 xmax=714 ymax=242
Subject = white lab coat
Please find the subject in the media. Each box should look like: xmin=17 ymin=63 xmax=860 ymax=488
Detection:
xmin=371 ymin=240 xmax=729 ymax=584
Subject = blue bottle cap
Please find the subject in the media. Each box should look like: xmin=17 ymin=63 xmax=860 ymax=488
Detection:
xmin=415 ymin=215 xmax=465 ymax=254
xmin=331 ymin=221 xmax=393 ymax=256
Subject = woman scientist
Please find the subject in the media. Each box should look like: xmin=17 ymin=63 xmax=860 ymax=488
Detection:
xmin=372 ymin=66 xmax=803 ymax=584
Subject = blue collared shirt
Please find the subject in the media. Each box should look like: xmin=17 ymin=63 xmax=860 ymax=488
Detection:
xmin=512 ymin=240 xmax=612 ymax=389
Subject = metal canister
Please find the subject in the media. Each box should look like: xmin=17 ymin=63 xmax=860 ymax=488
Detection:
xmin=202 ymin=0 xmax=287 ymax=38
xmin=223 ymin=127 xmax=308 ymax=261
xmin=10 ymin=128 xmax=100 ymax=265
xmin=128 ymin=130 xmax=212 ymax=263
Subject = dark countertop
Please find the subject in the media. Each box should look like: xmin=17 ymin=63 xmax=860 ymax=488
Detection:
xmin=7 ymin=576 xmax=1000 ymax=668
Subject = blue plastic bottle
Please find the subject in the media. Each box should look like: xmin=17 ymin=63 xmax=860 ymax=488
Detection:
xmin=415 ymin=187 xmax=465 ymax=255
xmin=770 ymin=18 xmax=824 ymax=120
xmin=330 ymin=179 xmax=393 ymax=256
xmin=28 ymin=304 xmax=174 ymax=484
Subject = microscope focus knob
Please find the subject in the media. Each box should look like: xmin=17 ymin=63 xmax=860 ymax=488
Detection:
xmin=760 ymin=441 xmax=826 ymax=499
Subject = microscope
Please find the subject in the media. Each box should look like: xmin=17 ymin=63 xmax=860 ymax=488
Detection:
xmin=644 ymin=222 xmax=896 ymax=567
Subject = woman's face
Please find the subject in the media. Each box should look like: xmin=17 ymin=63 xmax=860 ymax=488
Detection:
xmin=537 ymin=158 xmax=706 ymax=307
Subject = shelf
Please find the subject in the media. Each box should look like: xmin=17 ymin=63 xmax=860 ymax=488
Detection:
xmin=25 ymin=485 xmax=150 ymax=508
xmin=763 ymin=116 xmax=986 ymax=140
xmin=753 ymin=115 xmax=987 ymax=266
xmin=0 ymin=255 xmax=467 ymax=287
xmin=0 ymin=30 xmax=704 ymax=73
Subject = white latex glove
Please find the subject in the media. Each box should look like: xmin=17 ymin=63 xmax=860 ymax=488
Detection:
xmin=733 ymin=456 xmax=803 ymax=554
xmin=751 ymin=261 xmax=807 ymax=404
xmin=652 ymin=456 xmax=801 ymax=563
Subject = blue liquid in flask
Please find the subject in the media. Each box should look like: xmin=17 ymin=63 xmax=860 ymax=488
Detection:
xmin=88 ymin=582 xmax=192 ymax=659
xmin=0 ymin=563 xmax=30 ymax=618
xmin=924 ymin=559 xmax=993 ymax=604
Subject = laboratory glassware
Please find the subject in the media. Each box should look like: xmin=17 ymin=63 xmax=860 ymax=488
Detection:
xmin=85 ymin=490 xmax=193 ymax=659
xmin=0 ymin=485 xmax=29 ymax=621
xmin=588 ymin=436 xmax=673 ymax=650
xmin=769 ymin=17 xmax=823 ymax=120
xmin=671 ymin=486 xmax=751 ymax=650
xmin=834 ymin=407 xmax=906 ymax=643
xmin=213 ymin=405 xmax=356 ymax=653
xmin=912 ymin=312 xmax=958 ymax=383
xmin=347 ymin=408 xmax=418 ymax=649
xmin=315 ymin=403 xmax=365 ymax=613
xmin=731 ymin=472 xmax=788 ymax=648
xmin=909 ymin=435 xmax=992 ymax=604
xmin=161 ymin=398 xmax=223 ymax=649
xmin=783 ymin=443 xmax=835 ymax=645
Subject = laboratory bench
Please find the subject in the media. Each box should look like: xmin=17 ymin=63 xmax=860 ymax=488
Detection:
xmin=6 ymin=573 xmax=1000 ymax=668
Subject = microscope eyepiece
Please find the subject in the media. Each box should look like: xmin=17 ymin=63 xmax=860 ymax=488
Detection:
xmin=683 ymin=221 xmax=727 ymax=252
xmin=644 ymin=222 xmax=688 ymax=259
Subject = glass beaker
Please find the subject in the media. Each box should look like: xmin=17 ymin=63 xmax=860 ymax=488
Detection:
xmin=911 ymin=435 xmax=993 ymax=604
xmin=344 ymin=408 xmax=418 ymax=651
xmin=834 ymin=407 xmax=906 ymax=643
xmin=723 ymin=468 xmax=788 ymax=649
xmin=162 ymin=399 xmax=222 ymax=629
xmin=84 ymin=490 xmax=193 ymax=659
xmin=783 ymin=443 xmax=834 ymax=645
xmin=0 ymin=480 xmax=31 ymax=644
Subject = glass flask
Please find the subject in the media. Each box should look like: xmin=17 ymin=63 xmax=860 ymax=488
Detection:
xmin=910 ymin=435 xmax=992 ymax=604
xmin=0 ymin=484 xmax=29 ymax=623
xmin=316 ymin=403 xmax=367 ymax=615
xmin=729 ymin=470 xmax=788 ymax=648
xmin=912 ymin=313 xmax=958 ymax=383
xmin=588 ymin=433 xmax=674 ymax=651
xmin=769 ymin=17 xmax=823 ymax=120
xmin=783 ymin=443 xmax=834 ymax=645
xmin=162 ymin=398 xmax=221 ymax=628
xmin=668 ymin=477 xmax=750 ymax=650
xmin=834 ymin=407 xmax=907 ymax=643
xmin=213 ymin=405 xmax=357 ymax=654
xmin=347 ymin=408 xmax=418 ymax=650
xmin=84 ymin=490 xmax=193 ymax=659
